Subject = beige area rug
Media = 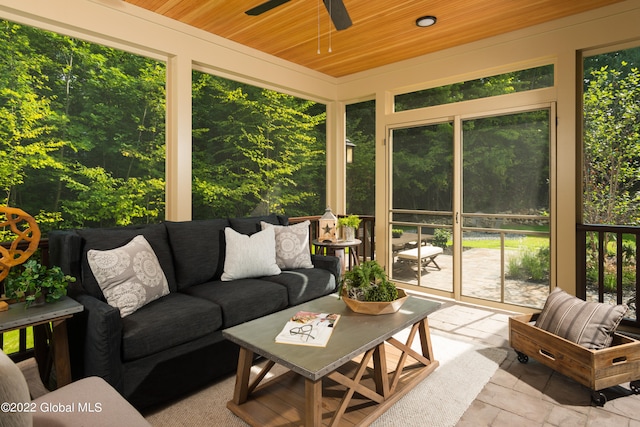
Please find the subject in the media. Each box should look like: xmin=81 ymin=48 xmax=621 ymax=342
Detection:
xmin=144 ymin=331 xmax=507 ymax=427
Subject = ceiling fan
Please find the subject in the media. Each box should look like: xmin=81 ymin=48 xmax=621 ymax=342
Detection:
xmin=245 ymin=0 xmax=352 ymax=31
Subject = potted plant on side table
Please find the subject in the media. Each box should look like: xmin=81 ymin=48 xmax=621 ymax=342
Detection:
xmin=338 ymin=214 xmax=361 ymax=242
xmin=339 ymin=260 xmax=408 ymax=315
xmin=4 ymin=260 xmax=76 ymax=308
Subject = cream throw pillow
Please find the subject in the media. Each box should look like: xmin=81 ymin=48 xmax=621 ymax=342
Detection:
xmin=221 ymin=227 xmax=281 ymax=281
xmin=87 ymin=235 xmax=170 ymax=317
xmin=261 ymin=220 xmax=313 ymax=269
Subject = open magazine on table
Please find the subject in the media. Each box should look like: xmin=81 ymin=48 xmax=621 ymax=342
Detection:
xmin=275 ymin=311 xmax=341 ymax=347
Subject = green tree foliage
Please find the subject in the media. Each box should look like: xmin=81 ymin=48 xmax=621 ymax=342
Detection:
xmin=0 ymin=22 xmax=68 ymax=209
xmin=192 ymin=72 xmax=326 ymax=219
xmin=583 ymin=61 xmax=640 ymax=225
xmin=395 ymin=65 xmax=553 ymax=111
xmin=0 ymin=20 xmax=166 ymax=230
xmin=1 ymin=20 xmax=327 ymax=232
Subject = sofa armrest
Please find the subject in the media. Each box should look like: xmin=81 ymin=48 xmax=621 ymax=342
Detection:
xmin=311 ymin=254 xmax=341 ymax=284
xmin=47 ymin=230 xmax=82 ymax=278
xmin=33 ymin=377 xmax=151 ymax=427
xmin=73 ymin=294 xmax=124 ymax=393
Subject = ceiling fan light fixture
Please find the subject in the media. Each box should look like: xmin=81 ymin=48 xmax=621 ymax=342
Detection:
xmin=416 ymin=16 xmax=437 ymax=28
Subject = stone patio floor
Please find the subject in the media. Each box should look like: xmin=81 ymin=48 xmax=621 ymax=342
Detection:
xmin=424 ymin=295 xmax=640 ymax=427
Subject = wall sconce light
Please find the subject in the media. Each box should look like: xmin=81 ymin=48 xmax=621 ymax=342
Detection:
xmin=346 ymin=138 xmax=356 ymax=164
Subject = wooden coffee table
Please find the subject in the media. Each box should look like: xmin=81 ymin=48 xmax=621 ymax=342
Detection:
xmin=222 ymin=294 xmax=440 ymax=426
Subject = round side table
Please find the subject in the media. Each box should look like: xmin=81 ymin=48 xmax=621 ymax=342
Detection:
xmin=313 ymin=239 xmax=361 ymax=275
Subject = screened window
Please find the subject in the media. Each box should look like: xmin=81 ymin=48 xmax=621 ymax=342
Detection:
xmin=395 ymin=64 xmax=553 ymax=112
xmin=346 ymin=100 xmax=375 ymax=215
xmin=191 ymin=71 xmax=327 ymax=219
xmin=583 ymin=46 xmax=640 ymax=226
xmin=0 ymin=20 xmax=166 ymax=231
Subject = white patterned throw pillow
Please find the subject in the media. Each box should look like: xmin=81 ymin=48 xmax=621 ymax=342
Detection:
xmin=261 ymin=220 xmax=313 ymax=269
xmin=221 ymin=227 xmax=281 ymax=281
xmin=87 ymin=235 xmax=169 ymax=317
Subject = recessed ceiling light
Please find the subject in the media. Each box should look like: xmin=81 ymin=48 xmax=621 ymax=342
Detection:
xmin=416 ymin=16 xmax=437 ymax=27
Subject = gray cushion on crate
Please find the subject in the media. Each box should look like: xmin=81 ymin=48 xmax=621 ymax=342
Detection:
xmin=535 ymin=287 xmax=627 ymax=350
xmin=79 ymin=223 xmax=178 ymax=298
xmin=121 ymin=293 xmax=223 ymax=361
xmin=165 ymin=219 xmax=230 ymax=289
xmin=264 ymin=268 xmax=337 ymax=306
xmin=181 ymin=278 xmax=288 ymax=328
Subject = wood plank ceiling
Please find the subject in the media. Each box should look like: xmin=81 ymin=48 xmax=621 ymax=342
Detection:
xmin=123 ymin=0 xmax=625 ymax=78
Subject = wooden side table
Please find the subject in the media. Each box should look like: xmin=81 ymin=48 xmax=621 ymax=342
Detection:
xmin=0 ymin=296 xmax=83 ymax=388
xmin=313 ymin=239 xmax=361 ymax=275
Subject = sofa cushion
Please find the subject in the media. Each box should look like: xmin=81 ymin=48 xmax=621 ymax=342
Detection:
xmin=229 ymin=213 xmax=287 ymax=235
xmin=221 ymin=227 xmax=281 ymax=281
xmin=263 ymin=268 xmax=337 ymax=306
xmin=165 ymin=219 xmax=230 ymax=289
xmin=78 ymin=223 xmax=177 ymax=299
xmin=87 ymin=235 xmax=170 ymax=317
xmin=0 ymin=351 xmax=32 ymax=427
xmin=121 ymin=293 xmax=223 ymax=361
xmin=261 ymin=220 xmax=313 ymax=270
xmin=535 ymin=288 xmax=627 ymax=350
xmin=181 ymin=279 xmax=288 ymax=327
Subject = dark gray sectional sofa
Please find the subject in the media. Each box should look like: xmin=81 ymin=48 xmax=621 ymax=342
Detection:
xmin=47 ymin=214 xmax=340 ymax=409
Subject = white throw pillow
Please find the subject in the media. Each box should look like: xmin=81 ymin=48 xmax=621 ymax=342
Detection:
xmin=87 ymin=235 xmax=170 ymax=317
xmin=261 ymin=220 xmax=313 ymax=270
xmin=221 ymin=227 xmax=281 ymax=281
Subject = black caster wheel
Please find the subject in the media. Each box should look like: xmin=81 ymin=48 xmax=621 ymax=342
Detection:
xmin=630 ymin=380 xmax=640 ymax=394
xmin=591 ymin=390 xmax=607 ymax=406
xmin=516 ymin=351 xmax=529 ymax=364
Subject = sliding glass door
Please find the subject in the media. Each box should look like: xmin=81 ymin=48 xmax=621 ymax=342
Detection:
xmin=389 ymin=107 xmax=552 ymax=309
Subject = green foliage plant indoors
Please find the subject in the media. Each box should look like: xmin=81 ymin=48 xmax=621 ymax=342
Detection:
xmin=4 ymin=260 xmax=76 ymax=307
xmin=338 ymin=214 xmax=362 ymax=229
xmin=339 ymin=260 xmax=398 ymax=302
xmin=338 ymin=214 xmax=361 ymax=241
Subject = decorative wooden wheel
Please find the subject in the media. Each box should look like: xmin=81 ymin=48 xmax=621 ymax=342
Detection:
xmin=0 ymin=206 xmax=41 ymax=282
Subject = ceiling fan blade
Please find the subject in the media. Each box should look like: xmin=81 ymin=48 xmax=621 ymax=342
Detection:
xmin=322 ymin=0 xmax=352 ymax=31
xmin=245 ymin=0 xmax=291 ymax=16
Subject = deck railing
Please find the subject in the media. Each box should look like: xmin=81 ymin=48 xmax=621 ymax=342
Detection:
xmin=289 ymin=214 xmax=375 ymax=262
xmin=576 ymin=223 xmax=639 ymax=328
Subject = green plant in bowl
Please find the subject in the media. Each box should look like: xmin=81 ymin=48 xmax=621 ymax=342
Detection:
xmin=339 ymin=260 xmax=398 ymax=302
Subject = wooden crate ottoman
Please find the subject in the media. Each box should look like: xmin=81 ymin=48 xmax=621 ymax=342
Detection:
xmin=509 ymin=312 xmax=640 ymax=405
